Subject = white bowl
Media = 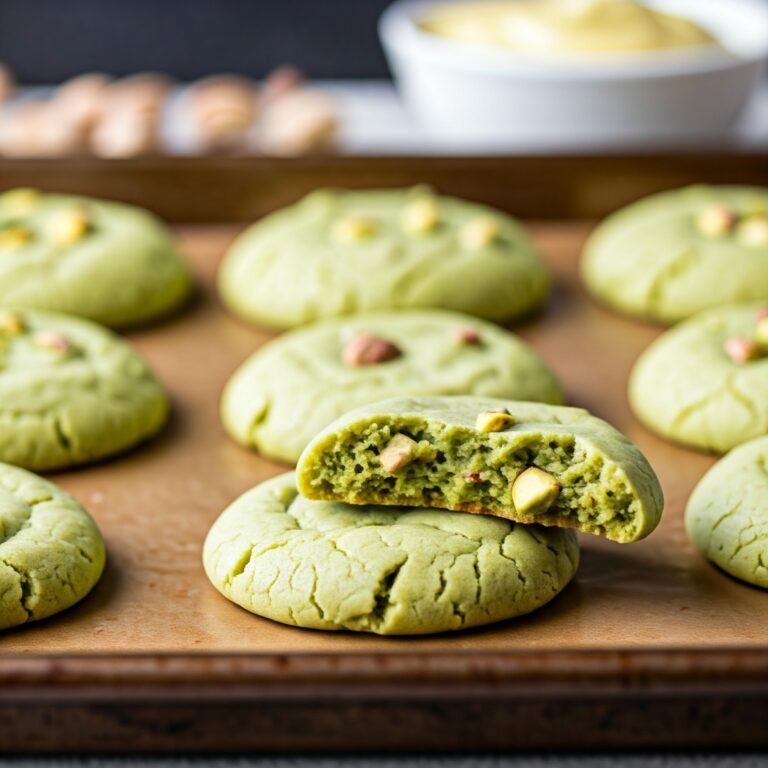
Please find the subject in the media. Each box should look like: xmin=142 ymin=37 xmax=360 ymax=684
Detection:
xmin=379 ymin=0 xmax=768 ymax=148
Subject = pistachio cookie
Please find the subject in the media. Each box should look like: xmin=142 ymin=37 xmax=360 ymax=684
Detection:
xmin=0 ymin=188 xmax=191 ymax=328
xmin=582 ymin=185 xmax=768 ymax=324
xmin=686 ymin=436 xmax=768 ymax=588
xmin=222 ymin=309 xmax=563 ymax=464
xmin=218 ymin=187 xmax=550 ymax=329
xmin=203 ymin=472 xmax=578 ymax=635
xmin=630 ymin=304 xmax=768 ymax=454
xmin=1 ymin=463 xmax=106 ymax=630
xmin=297 ymin=396 xmax=663 ymax=543
xmin=0 ymin=308 xmax=169 ymax=470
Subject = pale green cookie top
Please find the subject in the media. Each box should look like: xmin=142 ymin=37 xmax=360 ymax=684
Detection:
xmin=203 ymin=472 xmax=579 ymax=635
xmin=297 ymin=396 xmax=663 ymax=543
xmin=630 ymin=304 xmax=768 ymax=454
xmin=218 ymin=187 xmax=550 ymax=329
xmin=0 ymin=308 xmax=169 ymax=471
xmin=0 ymin=188 xmax=192 ymax=328
xmin=0 ymin=462 xmax=106 ymax=631
xmin=222 ymin=309 xmax=564 ymax=465
xmin=686 ymin=436 xmax=768 ymax=588
xmin=582 ymin=185 xmax=768 ymax=324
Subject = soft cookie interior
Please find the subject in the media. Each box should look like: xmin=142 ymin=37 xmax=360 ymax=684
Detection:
xmin=298 ymin=415 xmax=652 ymax=543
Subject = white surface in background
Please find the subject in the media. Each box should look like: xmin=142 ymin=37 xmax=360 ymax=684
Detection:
xmin=325 ymin=80 xmax=768 ymax=154
xmin=6 ymin=80 xmax=768 ymax=154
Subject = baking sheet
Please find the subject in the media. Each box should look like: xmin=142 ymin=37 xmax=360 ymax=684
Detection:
xmin=2 ymin=221 xmax=765 ymax=654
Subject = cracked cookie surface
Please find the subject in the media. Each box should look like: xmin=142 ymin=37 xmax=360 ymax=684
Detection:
xmin=686 ymin=436 xmax=768 ymax=588
xmin=0 ymin=462 xmax=106 ymax=630
xmin=630 ymin=304 xmax=768 ymax=454
xmin=582 ymin=185 xmax=768 ymax=324
xmin=222 ymin=309 xmax=564 ymax=465
xmin=203 ymin=472 xmax=579 ymax=635
xmin=297 ymin=396 xmax=663 ymax=543
xmin=218 ymin=187 xmax=550 ymax=329
xmin=0 ymin=308 xmax=169 ymax=470
xmin=0 ymin=189 xmax=192 ymax=328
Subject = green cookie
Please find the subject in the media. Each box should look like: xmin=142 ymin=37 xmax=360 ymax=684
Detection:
xmin=686 ymin=436 xmax=768 ymax=588
xmin=630 ymin=304 xmax=768 ymax=454
xmin=0 ymin=188 xmax=192 ymax=328
xmin=0 ymin=308 xmax=169 ymax=471
xmin=222 ymin=309 xmax=564 ymax=465
xmin=297 ymin=396 xmax=663 ymax=543
xmin=203 ymin=472 xmax=579 ymax=635
xmin=582 ymin=185 xmax=768 ymax=324
xmin=1 ymin=463 xmax=106 ymax=631
xmin=218 ymin=187 xmax=550 ymax=329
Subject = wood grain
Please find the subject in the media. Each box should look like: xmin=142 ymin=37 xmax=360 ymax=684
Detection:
xmin=0 ymin=160 xmax=767 ymax=750
xmin=2 ymin=153 xmax=768 ymax=222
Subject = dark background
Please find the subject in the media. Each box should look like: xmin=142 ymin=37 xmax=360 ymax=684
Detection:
xmin=0 ymin=0 xmax=394 ymax=83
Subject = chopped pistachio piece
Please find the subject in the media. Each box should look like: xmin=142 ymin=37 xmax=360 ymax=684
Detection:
xmin=0 ymin=311 xmax=24 ymax=335
xmin=46 ymin=207 xmax=92 ymax=245
xmin=33 ymin=330 xmax=72 ymax=352
xmin=736 ymin=215 xmax=768 ymax=247
xmin=452 ymin=326 xmax=482 ymax=345
xmin=460 ymin=216 xmax=499 ymax=250
xmin=724 ymin=336 xmax=762 ymax=364
xmin=695 ymin=203 xmax=737 ymax=238
xmin=342 ymin=334 xmax=401 ymax=367
xmin=475 ymin=409 xmax=515 ymax=433
xmin=512 ymin=467 xmax=560 ymax=516
xmin=461 ymin=471 xmax=482 ymax=484
xmin=0 ymin=226 xmax=32 ymax=250
xmin=379 ymin=433 xmax=417 ymax=473
xmin=333 ymin=215 xmax=378 ymax=243
xmin=401 ymin=197 xmax=440 ymax=234
xmin=0 ymin=188 xmax=41 ymax=217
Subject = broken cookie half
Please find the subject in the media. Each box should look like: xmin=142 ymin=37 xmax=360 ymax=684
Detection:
xmin=297 ymin=396 xmax=663 ymax=544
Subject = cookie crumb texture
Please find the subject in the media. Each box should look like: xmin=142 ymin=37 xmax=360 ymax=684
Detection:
xmin=0 ymin=190 xmax=192 ymax=328
xmin=582 ymin=185 xmax=768 ymax=324
xmin=0 ymin=463 xmax=106 ymax=630
xmin=0 ymin=309 xmax=169 ymax=470
xmin=218 ymin=187 xmax=550 ymax=329
xmin=221 ymin=310 xmax=564 ymax=465
xmin=203 ymin=473 xmax=579 ymax=635
xmin=297 ymin=397 xmax=663 ymax=543
xmin=686 ymin=436 xmax=768 ymax=588
xmin=630 ymin=304 xmax=768 ymax=454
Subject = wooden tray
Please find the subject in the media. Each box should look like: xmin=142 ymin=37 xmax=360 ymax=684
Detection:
xmin=1 ymin=156 xmax=768 ymax=753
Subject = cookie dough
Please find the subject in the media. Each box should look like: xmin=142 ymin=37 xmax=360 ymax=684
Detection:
xmin=686 ymin=436 xmax=768 ymax=588
xmin=218 ymin=187 xmax=550 ymax=329
xmin=203 ymin=472 xmax=579 ymax=635
xmin=581 ymin=185 xmax=768 ymax=324
xmin=0 ymin=463 xmax=106 ymax=630
xmin=297 ymin=396 xmax=663 ymax=543
xmin=0 ymin=188 xmax=192 ymax=328
xmin=630 ymin=304 xmax=768 ymax=454
xmin=0 ymin=308 xmax=169 ymax=470
xmin=222 ymin=309 xmax=564 ymax=464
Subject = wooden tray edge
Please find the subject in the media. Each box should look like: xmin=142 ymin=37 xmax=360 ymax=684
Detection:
xmin=2 ymin=647 xmax=768 ymax=700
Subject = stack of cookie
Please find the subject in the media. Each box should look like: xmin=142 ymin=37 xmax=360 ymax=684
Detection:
xmin=205 ymin=187 xmax=664 ymax=635
xmin=205 ymin=396 xmax=663 ymax=635
xmin=582 ymin=184 xmax=768 ymax=590
xmin=0 ymin=187 xmax=193 ymax=630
